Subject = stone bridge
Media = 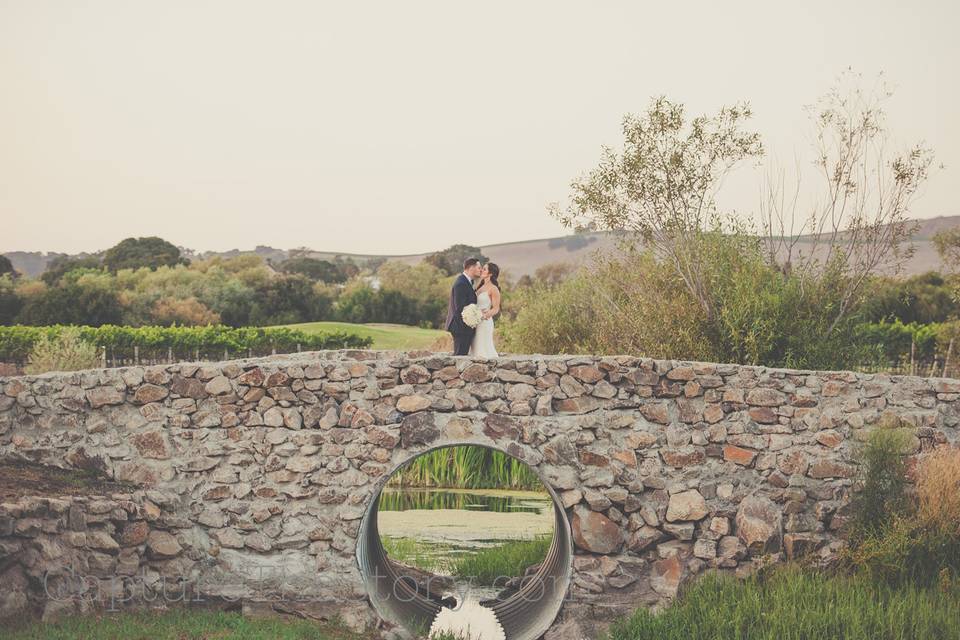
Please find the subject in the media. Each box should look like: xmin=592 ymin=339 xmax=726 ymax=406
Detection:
xmin=1 ymin=350 xmax=958 ymax=638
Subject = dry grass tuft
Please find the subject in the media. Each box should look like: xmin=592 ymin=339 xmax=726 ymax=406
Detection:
xmin=915 ymin=445 xmax=960 ymax=535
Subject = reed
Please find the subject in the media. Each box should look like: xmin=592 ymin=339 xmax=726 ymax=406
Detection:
xmin=388 ymin=445 xmax=543 ymax=491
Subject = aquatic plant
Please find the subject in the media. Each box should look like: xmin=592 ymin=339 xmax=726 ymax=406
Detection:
xmin=388 ymin=446 xmax=543 ymax=491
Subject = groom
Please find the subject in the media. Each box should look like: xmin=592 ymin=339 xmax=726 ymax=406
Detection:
xmin=445 ymin=257 xmax=482 ymax=356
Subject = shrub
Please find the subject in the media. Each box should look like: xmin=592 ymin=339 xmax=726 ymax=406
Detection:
xmin=24 ymin=326 xmax=100 ymax=374
xmin=500 ymin=245 xmax=872 ymax=370
xmin=844 ymin=433 xmax=960 ymax=589
xmin=847 ymin=421 xmax=915 ymax=542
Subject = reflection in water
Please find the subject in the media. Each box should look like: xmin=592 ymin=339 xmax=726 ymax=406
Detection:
xmin=378 ymin=488 xmax=549 ymax=513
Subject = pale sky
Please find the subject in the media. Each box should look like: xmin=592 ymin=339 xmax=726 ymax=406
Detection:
xmin=2 ymin=0 xmax=958 ymax=255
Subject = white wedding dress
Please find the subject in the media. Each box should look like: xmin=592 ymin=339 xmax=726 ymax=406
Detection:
xmin=469 ymin=291 xmax=498 ymax=358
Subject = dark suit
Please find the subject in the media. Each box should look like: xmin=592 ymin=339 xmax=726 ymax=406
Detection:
xmin=445 ymin=273 xmax=478 ymax=356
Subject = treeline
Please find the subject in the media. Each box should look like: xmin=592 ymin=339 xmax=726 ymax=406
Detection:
xmin=0 ymin=324 xmax=371 ymax=364
xmin=0 ymin=238 xmax=489 ymax=329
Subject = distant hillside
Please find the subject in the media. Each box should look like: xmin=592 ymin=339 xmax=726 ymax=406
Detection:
xmin=6 ymin=215 xmax=959 ymax=280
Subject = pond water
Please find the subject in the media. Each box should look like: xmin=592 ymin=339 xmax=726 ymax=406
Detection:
xmin=377 ymin=488 xmax=555 ymax=598
xmin=378 ymin=487 xmax=552 ymax=514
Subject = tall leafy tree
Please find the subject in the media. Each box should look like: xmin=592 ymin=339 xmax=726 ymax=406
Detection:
xmin=280 ymin=257 xmax=349 ymax=283
xmin=102 ymin=237 xmax=188 ymax=272
xmin=424 ymin=244 xmax=489 ymax=276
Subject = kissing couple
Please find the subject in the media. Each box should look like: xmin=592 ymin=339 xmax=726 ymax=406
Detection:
xmin=444 ymin=257 xmax=501 ymax=357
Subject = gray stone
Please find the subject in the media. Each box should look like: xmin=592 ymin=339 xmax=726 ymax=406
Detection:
xmin=146 ymin=530 xmax=182 ymax=558
xmin=666 ymin=489 xmax=708 ymax=522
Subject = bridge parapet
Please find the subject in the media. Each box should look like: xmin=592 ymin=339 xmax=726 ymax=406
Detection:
xmin=1 ymin=350 xmax=957 ymax=636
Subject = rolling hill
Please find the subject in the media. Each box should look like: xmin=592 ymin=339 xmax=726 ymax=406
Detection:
xmin=5 ymin=215 xmax=959 ymax=280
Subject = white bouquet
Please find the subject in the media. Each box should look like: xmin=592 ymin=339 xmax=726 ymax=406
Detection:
xmin=461 ymin=303 xmax=483 ymax=329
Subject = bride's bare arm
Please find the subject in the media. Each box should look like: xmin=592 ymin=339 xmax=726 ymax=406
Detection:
xmin=485 ymin=286 xmax=501 ymax=318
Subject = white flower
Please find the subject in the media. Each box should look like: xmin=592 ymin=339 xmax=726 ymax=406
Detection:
xmin=461 ymin=304 xmax=483 ymax=328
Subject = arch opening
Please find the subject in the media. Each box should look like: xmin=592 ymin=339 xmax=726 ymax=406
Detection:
xmin=356 ymin=443 xmax=573 ymax=640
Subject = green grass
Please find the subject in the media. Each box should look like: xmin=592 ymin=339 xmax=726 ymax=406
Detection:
xmin=3 ymin=608 xmax=369 ymax=640
xmin=380 ymin=536 xmax=450 ymax=574
xmin=605 ymin=565 xmax=960 ymax=640
xmin=380 ymin=535 xmax=552 ymax=587
xmin=388 ymin=445 xmax=545 ymax=491
xmin=452 ymin=535 xmax=552 ymax=586
xmin=276 ymin=321 xmax=446 ymax=351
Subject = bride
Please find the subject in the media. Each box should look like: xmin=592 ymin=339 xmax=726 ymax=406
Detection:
xmin=469 ymin=262 xmax=501 ymax=358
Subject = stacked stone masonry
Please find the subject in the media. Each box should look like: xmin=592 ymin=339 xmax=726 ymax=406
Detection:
xmin=1 ymin=350 xmax=958 ymax=636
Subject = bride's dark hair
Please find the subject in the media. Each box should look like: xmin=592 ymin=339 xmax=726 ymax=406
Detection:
xmin=477 ymin=262 xmax=500 ymax=290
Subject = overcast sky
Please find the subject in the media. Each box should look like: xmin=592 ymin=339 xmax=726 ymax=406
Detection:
xmin=2 ymin=0 xmax=957 ymax=255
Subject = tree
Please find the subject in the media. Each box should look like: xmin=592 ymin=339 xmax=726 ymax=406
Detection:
xmin=151 ymin=296 xmax=221 ymax=326
xmin=280 ymin=257 xmax=349 ymax=283
xmin=534 ymin=263 xmax=576 ymax=287
xmin=248 ymin=274 xmax=329 ymax=326
xmin=760 ymin=70 xmax=935 ymax=334
xmin=40 ymin=255 xmax=103 ymax=285
xmin=0 ymin=275 xmax=22 ymax=325
xmin=424 ymin=244 xmax=489 ymax=276
xmin=102 ymin=237 xmax=188 ymax=272
xmin=550 ymin=96 xmax=763 ymax=323
xmin=0 ymin=255 xmax=15 ymax=278
xmin=335 ymin=285 xmax=422 ymax=325
xmin=16 ymin=281 xmax=123 ymax=326
xmin=933 ymin=227 xmax=960 ymax=271
xmin=548 ymin=234 xmax=597 ymax=252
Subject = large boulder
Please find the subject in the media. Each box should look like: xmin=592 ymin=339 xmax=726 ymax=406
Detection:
xmin=735 ymin=495 xmax=783 ymax=553
xmin=572 ymin=505 xmax=622 ymax=553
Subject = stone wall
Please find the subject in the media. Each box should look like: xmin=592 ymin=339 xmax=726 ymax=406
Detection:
xmin=1 ymin=350 xmax=958 ymax=636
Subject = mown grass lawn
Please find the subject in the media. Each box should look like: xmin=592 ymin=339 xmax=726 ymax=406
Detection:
xmin=277 ymin=322 xmax=447 ymax=351
xmin=4 ymin=608 xmax=370 ymax=640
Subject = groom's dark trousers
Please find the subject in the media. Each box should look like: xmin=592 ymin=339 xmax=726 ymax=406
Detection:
xmin=445 ymin=273 xmax=477 ymax=356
